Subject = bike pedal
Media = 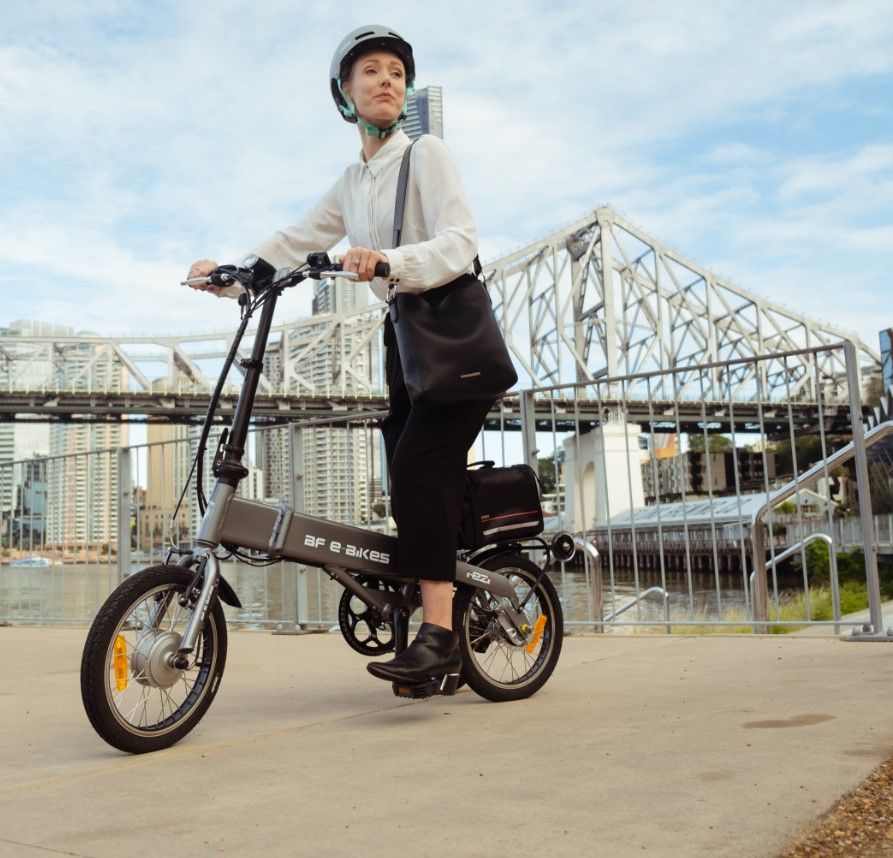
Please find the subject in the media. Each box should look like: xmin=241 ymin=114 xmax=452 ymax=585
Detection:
xmin=391 ymin=680 xmax=438 ymax=699
xmin=391 ymin=672 xmax=461 ymax=699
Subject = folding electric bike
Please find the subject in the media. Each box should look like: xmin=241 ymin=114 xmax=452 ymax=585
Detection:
xmin=80 ymin=255 xmax=571 ymax=754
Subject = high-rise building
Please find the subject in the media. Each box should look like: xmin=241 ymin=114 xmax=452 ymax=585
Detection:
xmin=881 ymin=328 xmax=893 ymax=392
xmin=259 ymin=279 xmax=382 ymax=523
xmin=0 ymin=321 xmax=61 ymax=519
xmin=0 ymin=423 xmax=49 ymax=521
xmin=142 ymin=421 xmax=194 ymax=549
xmin=45 ymin=341 xmax=129 ymax=550
xmin=403 ymin=86 xmax=443 ymax=140
xmin=311 ymin=277 xmax=367 ymax=316
xmin=0 ymin=321 xmax=64 ymax=546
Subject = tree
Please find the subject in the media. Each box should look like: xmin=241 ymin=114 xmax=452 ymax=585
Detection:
xmin=687 ymin=433 xmax=732 ymax=453
xmin=537 ymin=457 xmax=559 ymax=495
xmin=773 ymin=435 xmax=848 ymax=478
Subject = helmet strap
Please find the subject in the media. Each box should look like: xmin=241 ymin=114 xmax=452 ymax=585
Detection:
xmin=337 ymin=81 xmax=358 ymax=120
xmin=358 ymin=116 xmax=396 ymax=138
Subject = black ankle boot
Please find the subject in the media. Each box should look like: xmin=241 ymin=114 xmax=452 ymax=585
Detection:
xmin=367 ymin=623 xmax=460 ymax=690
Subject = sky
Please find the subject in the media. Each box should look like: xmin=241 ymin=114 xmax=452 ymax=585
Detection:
xmin=1 ymin=0 xmax=891 ymax=349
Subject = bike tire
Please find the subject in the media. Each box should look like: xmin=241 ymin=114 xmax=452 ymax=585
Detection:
xmin=80 ymin=564 xmax=227 ymax=754
xmin=453 ymin=554 xmax=563 ymax=702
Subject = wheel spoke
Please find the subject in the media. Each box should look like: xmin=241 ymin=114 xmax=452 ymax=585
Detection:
xmin=459 ymin=560 xmax=561 ymax=694
xmin=98 ymin=580 xmax=219 ymax=731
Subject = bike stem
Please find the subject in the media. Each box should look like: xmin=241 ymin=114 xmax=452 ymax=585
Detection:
xmin=194 ymin=286 xmax=281 ymax=551
xmin=215 ymin=288 xmax=280 ymax=489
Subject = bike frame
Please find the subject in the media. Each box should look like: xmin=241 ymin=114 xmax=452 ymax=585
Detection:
xmin=174 ymin=273 xmax=531 ymax=660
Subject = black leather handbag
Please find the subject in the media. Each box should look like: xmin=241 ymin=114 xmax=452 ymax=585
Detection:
xmin=387 ymin=141 xmax=518 ymax=406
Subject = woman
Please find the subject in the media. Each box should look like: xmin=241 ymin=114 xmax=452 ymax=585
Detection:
xmin=186 ymin=26 xmax=495 ymax=695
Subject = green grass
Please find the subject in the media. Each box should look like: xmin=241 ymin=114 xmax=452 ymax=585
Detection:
xmin=767 ymin=582 xmax=869 ymax=633
xmin=644 ymin=582 xmax=870 ymax=635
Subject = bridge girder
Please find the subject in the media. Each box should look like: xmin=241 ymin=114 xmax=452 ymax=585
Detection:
xmin=484 ymin=207 xmax=879 ymax=397
xmin=0 ymin=206 xmax=880 ymax=420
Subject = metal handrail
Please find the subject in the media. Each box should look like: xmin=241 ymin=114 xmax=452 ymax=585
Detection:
xmin=750 ymin=399 xmax=893 ymax=632
xmin=603 ymin=587 xmax=670 ymax=622
xmin=748 ymin=533 xmax=840 ymax=628
xmin=574 ymin=537 xmax=603 ymax=630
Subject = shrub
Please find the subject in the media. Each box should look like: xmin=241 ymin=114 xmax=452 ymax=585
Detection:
xmin=768 ymin=582 xmax=869 ymax=633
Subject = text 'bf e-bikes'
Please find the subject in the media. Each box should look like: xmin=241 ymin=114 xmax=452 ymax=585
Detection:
xmin=80 ymin=255 xmax=570 ymax=754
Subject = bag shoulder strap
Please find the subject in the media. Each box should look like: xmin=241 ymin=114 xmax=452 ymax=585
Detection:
xmin=392 ymin=139 xmax=418 ymax=249
xmin=391 ymin=135 xmax=484 ymax=277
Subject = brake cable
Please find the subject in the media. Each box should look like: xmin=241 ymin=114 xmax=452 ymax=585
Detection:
xmin=166 ymin=280 xmax=269 ymax=553
xmin=167 ymin=265 xmax=312 ymax=561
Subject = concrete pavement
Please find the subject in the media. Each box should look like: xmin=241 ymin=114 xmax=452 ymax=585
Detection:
xmin=1 ymin=626 xmax=892 ymax=857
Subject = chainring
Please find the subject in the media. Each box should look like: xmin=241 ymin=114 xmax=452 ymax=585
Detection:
xmin=337 ymin=577 xmax=398 ymax=656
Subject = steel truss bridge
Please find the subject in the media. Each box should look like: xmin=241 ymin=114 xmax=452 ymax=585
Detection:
xmin=0 ymin=206 xmax=880 ymax=427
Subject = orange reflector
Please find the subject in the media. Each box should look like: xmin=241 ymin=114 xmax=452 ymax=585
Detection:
xmin=526 ymin=614 xmax=547 ymax=654
xmin=113 ymin=635 xmax=128 ymax=691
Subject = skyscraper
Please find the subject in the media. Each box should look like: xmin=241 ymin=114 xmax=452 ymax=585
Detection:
xmin=311 ymin=277 xmax=367 ymax=316
xmin=46 ymin=342 xmax=129 ymax=550
xmin=403 ymin=86 xmax=444 ymax=140
xmin=0 ymin=321 xmax=59 ymax=522
xmin=259 ymin=279 xmax=381 ymax=523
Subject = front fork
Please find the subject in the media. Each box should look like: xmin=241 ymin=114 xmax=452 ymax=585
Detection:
xmin=175 ymin=550 xmax=221 ymax=661
xmin=173 ymin=480 xmax=235 ymax=661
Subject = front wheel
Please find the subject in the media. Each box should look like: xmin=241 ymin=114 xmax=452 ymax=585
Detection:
xmin=80 ymin=564 xmax=227 ymax=754
xmin=453 ymin=554 xmax=563 ymax=702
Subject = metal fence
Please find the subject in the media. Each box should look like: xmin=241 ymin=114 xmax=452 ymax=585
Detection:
xmin=2 ymin=342 xmax=891 ymax=635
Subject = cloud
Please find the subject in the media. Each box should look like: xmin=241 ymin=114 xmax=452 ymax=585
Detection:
xmin=0 ymin=0 xmax=891 ymax=347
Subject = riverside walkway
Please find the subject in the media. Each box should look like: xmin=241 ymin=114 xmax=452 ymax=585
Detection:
xmin=2 ymin=626 xmax=892 ymax=857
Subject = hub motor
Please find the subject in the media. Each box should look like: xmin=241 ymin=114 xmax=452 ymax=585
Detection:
xmin=131 ymin=630 xmax=185 ymax=688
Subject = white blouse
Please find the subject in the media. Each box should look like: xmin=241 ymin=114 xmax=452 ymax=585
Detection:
xmin=220 ymin=129 xmax=478 ymax=302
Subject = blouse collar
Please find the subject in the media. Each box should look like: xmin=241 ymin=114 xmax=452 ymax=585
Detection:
xmin=360 ymin=129 xmax=412 ymax=177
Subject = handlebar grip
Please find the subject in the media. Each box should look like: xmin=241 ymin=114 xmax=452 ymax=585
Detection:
xmin=331 ymin=260 xmax=391 ymax=278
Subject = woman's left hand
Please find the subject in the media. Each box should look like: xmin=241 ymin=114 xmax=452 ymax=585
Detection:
xmin=340 ymin=247 xmax=389 ymax=282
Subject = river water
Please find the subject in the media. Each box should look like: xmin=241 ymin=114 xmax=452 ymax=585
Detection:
xmin=0 ymin=560 xmax=757 ymax=630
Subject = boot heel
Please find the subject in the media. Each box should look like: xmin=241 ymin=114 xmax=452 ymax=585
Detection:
xmin=438 ymin=673 xmax=461 ymax=696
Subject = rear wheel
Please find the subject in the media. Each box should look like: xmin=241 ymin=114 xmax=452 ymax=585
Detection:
xmin=453 ymin=554 xmax=562 ymax=702
xmin=80 ymin=565 xmax=227 ymax=754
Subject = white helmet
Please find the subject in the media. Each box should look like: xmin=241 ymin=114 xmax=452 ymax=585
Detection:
xmin=329 ymin=25 xmax=416 ymax=138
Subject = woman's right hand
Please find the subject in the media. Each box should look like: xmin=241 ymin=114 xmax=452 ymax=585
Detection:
xmin=185 ymin=259 xmax=221 ymax=295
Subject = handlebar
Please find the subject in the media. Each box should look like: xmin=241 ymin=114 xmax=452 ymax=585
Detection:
xmin=181 ymin=254 xmax=390 ymax=291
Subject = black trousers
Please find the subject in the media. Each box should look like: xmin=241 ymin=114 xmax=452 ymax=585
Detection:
xmin=382 ymin=315 xmax=493 ymax=582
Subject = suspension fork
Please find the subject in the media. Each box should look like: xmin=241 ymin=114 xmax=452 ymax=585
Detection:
xmin=175 ymin=549 xmax=221 ymax=661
